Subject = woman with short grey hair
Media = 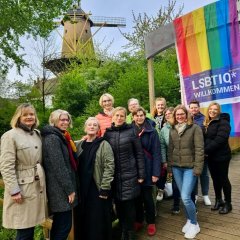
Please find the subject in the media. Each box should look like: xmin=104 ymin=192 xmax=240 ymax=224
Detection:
xmin=41 ymin=109 xmax=78 ymax=240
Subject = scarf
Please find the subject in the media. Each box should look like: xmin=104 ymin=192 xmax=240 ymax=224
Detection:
xmin=175 ymin=122 xmax=187 ymax=136
xmin=64 ymin=131 xmax=78 ymax=171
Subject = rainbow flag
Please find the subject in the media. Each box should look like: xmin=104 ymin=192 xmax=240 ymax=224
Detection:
xmin=174 ymin=0 xmax=240 ymax=136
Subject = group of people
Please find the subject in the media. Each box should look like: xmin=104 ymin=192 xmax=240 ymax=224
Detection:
xmin=0 ymin=93 xmax=232 ymax=240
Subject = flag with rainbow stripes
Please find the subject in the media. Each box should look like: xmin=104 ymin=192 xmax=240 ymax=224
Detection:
xmin=174 ymin=0 xmax=240 ymax=136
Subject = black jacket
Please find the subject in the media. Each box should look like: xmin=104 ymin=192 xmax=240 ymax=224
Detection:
xmin=204 ymin=113 xmax=231 ymax=162
xmin=133 ymin=118 xmax=161 ymax=186
xmin=41 ymin=125 xmax=78 ymax=213
xmin=104 ymin=123 xmax=145 ymax=201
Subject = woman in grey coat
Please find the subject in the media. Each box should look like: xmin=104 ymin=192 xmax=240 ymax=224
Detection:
xmin=41 ymin=109 xmax=78 ymax=240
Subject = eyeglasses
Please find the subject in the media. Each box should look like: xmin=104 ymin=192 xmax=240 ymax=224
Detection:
xmin=176 ymin=113 xmax=186 ymax=116
xmin=59 ymin=118 xmax=70 ymax=122
xmin=103 ymin=99 xmax=112 ymax=103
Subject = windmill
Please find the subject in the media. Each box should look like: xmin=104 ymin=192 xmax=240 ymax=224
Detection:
xmin=44 ymin=1 xmax=126 ymax=75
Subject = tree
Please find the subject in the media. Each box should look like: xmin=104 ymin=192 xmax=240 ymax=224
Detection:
xmin=122 ymin=0 xmax=183 ymax=51
xmin=0 ymin=0 xmax=72 ymax=74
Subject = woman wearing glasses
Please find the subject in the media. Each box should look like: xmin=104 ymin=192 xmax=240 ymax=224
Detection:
xmin=95 ymin=93 xmax=115 ymax=136
xmin=167 ymin=105 xmax=204 ymax=239
xmin=42 ymin=109 xmax=78 ymax=240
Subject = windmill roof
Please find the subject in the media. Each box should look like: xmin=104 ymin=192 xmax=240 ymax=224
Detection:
xmin=66 ymin=7 xmax=93 ymax=26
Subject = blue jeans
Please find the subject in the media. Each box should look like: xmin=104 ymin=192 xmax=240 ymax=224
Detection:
xmin=172 ymin=167 xmax=197 ymax=224
xmin=195 ymin=160 xmax=209 ymax=196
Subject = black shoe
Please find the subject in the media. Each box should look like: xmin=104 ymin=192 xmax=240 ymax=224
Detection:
xmin=219 ymin=202 xmax=232 ymax=214
xmin=171 ymin=206 xmax=180 ymax=214
xmin=211 ymin=199 xmax=225 ymax=211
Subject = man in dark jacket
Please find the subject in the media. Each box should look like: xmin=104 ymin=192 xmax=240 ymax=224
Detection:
xmin=189 ymin=100 xmax=211 ymax=206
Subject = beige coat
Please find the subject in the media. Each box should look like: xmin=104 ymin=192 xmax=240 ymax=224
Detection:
xmin=0 ymin=128 xmax=47 ymax=229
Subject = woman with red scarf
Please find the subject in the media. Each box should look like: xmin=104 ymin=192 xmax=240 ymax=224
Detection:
xmin=42 ymin=109 xmax=78 ymax=240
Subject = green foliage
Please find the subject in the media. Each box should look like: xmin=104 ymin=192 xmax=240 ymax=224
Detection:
xmin=0 ymin=0 xmax=72 ymax=74
xmin=0 ymin=98 xmax=17 ymax=136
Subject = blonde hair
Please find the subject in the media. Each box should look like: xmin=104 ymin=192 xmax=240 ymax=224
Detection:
xmin=151 ymin=97 xmax=167 ymax=116
xmin=112 ymin=107 xmax=127 ymax=118
xmin=203 ymin=102 xmax=221 ymax=127
xmin=170 ymin=104 xmax=192 ymax=126
xmin=99 ymin=93 xmax=114 ymax=108
xmin=10 ymin=103 xmax=39 ymax=128
xmin=84 ymin=117 xmax=100 ymax=133
xmin=49 ymin=109 xmax=73 ymax=128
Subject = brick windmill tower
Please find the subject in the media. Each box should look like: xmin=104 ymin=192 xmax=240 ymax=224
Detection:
xmin=44 ymin=0 xmax=126 ymax=75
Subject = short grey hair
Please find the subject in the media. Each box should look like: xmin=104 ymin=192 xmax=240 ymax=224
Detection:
xmin=49 ymin=109 xmax=73 ymax=128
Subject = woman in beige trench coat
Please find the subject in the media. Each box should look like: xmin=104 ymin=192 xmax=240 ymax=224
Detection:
xmin=0 ymin=103 xmax=47 ymax=240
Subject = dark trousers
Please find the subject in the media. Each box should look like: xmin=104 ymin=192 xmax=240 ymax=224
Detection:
xmin=156 ymin=167 xmax=167 ymax=190
xmin=135 ymin=186 xmax=155 ymax=224
xmin=208 ymin=160 xmax=232 ymax=202
xmin=16 ymin=227 xmax=34 ymax=240
xmin=50 ymin=210 xmax=72 ymax=240
xmin=172 ymin=176 xmax=180 ymax=207
xmin=115 ymin=199 xmax=136 ymax=232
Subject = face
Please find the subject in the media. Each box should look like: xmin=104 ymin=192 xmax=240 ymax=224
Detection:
xmin=156 ymin=100 xmax=166 ymax=115
xmin=20 ymin=107 xmax=36 ymax=128
xmin=189 ymin=103 xmax=200 ymax=116
xmin=113 ymin=110 xmax=126 ymax=126
xmin=85 ymin=119 xmax=99 ymax=136
xmin=175 ymin=109 xmax=187 ymax=124
xmin=102 ymin=96 xmax=113 ymax=111
xmin=165 ymin=110 xmax=173 ymax=122
xmin=128 ymin=100 xmax=139 ymax=113
xmin=133 ymin=111 xmax=146 ymax=126
xmin=208 ymin=104 xmax=219 ymax=119
xmin=56 ymin=114 xmax=70 ymax=131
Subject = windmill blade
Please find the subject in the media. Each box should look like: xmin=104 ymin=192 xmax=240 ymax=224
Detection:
xmin=90 ymin=16 xmax=126 ymax=27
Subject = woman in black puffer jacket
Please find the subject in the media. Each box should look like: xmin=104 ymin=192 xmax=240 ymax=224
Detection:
xmin=104 ymin=107 xmax=145 ymax=240
xmin=204 ymin=102 xmax=232 ymax=214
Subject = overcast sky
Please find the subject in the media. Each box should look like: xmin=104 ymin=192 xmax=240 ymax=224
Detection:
xmin=8 ymin=0 xmax=216 ymax=81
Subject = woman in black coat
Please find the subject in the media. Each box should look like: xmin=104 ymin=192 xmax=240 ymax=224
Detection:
xmin=132 ymin=107 xmax=161 ymax=236
xmin=204 ymin=102 xmax=232 ymax=214
xmin=104 ymin=106 xmax=145 ymax=240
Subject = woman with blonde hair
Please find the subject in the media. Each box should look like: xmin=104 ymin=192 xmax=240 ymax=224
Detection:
xmin=0 ymin=103 xmax=47 ymax=240
xmin=104 ymin=107 xmax=145 ymax=240
xmin=41 ymin=109 xmax=78 ymax=240
xmin=95 ymin=93 xmax=115 ymax=136
xmin=203 ymin=102 xmax=232 ymax=214
xmin=167 ymin=105 xmax=204 ymax=239
xmin=151 ymin=97 xmax=167 ymax=202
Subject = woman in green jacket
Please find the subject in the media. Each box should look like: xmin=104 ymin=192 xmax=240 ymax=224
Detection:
xmin=75 ymin=117 xmax=115 ymax=240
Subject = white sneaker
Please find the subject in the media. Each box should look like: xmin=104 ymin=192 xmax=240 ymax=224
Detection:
xmin=195 ymin=195 xmax=198 ymax=204
xmin=203 ymin=195 xmax=211 ymax=206
xmin=156 ymin=189 xmax=164 ymax=201
xmin=182 ymin=219 xmax=191 ymax=233
xmin=184 ymin=223 xmax=200 ymax=239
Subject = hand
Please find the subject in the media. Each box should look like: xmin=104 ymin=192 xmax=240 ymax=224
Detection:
xmin=138 ymin=178 xmax=144 ymax=183
xmin=152 ymin=176 xmax=159 ymax=183
xmin=68 ymin=192 xmax=75 ymax=204
xmin=11 ymin=192 xmax=23 ymax=204
xmin=99 ymin=195 xmax=108 ymax=199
